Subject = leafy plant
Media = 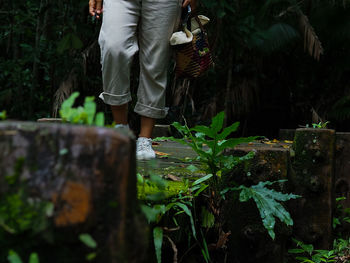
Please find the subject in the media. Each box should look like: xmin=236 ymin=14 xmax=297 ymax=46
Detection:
xmin=59 ymin=92 xmax=105 ymax=126
xmin=157 ymin=112 xmax=298 ymax=239
xmin=7 ymin=250 xmax=39 ymax=263
xmin=332 ymin=238 xmax=350 ymax=260
xmin=146 ymin=111 xmax=299 ymax=262
xmin=221 ymin=180 xmax=299 ymax=239
xmin=79 ymin=233 xmax=98 ymax=261
xmin=0 ymin=110 xmax=6 ymax=120
xmin=156 ymin=111 xmax=257 ymax=178
xmin=289 ymin=238 xmax=336 ymax=263
xmin=333 ymin=197 xmax=350 ymax=230
xmin=306 ymin=121 xmax=330 ymax=129
xmin=139 ymin=172 xmax=202 ymax=263
xmin=0 ymin=159 xmax=53 ymax=262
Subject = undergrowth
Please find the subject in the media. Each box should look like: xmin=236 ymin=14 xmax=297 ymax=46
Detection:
xmin=139 ymin=111 xmax=300 ymax=262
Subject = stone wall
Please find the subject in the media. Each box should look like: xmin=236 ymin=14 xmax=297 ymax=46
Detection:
xmin=0 ymin=122 xmax=147 ymax=263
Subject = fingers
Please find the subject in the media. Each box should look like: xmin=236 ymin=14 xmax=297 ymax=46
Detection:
xmin=96 ymin=0 xmax=103 ymax=15
xmin=89 ymin=0 xmax=95 ymax=16
xmin=89 ymin=0 xmax=103 ymax=19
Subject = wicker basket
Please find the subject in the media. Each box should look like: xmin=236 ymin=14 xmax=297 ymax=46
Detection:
xmin=175 ymin=16 xmax=213 ymax=79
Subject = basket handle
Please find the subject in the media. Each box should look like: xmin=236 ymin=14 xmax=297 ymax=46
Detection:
xmin=193 ymin=15 xmax=205 ymax=33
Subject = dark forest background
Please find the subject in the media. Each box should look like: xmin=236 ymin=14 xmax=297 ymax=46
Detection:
xmin=1 ymin=0 xmax=350 ymax=137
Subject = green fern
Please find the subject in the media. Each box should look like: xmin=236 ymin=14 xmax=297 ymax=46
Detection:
xmin=222 ymin=180 xmax=300 ymax=239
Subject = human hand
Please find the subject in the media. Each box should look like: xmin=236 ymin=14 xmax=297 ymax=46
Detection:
xmin=182 ymin=0 xmax=197 ymax=11
xmin=89 ymin=0 xmax=103 ymax=19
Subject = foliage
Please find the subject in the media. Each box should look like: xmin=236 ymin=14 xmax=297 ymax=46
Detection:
xmin=79 ymin=234 xmax=97 ymax=261
xmin=0 ymin=159 xmax=52 ymax=262
xmin=153 ymin=227 xmax=163 ymax=263
xmin=332 ymin=238 xmax=350 ymax=261
xmin=333 ymin=197 xmax=350 ymax=231
xmin=288 ymin=238 xmax=337 ymax=263
xmin=144 ymin=112 xmax=299 ymax=262
xmin=306 ymin=121 xmax=330 ymax=129
xmin=0 ymin=111 xmax=6 ymax=120
xmin=7 ymin=250 xmax=39 ymax=263
xmin=59 ymin=92 xmax=105 ymax=126
xmin=139 ymin=172 xmax=201 ymax=262
xmin=0 ymin=155 xmax=97 ymax=262
xmin=222 ymin=180 xmax=299 ymax=239
xmin=0 ymin=0 xmax=102 ymax=120
xmin=79 ymin=234 xmax=97 ymax=249
xmin=169 ymin=0 xmax=350 ymax=136
xmin=156 ymin=111 xmax=257 ymax=178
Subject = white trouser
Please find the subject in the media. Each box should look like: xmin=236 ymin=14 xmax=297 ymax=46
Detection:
xmin=98 ymin=0 xmax=182 ymax=119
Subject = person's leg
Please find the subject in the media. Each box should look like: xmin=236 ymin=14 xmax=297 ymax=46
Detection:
xmin=135 ymin=0 xmax=182 ymax=126
xmin=135 ymin=0 xmax=182 ymax=160
xmin=98 ymin=0 xmax=140 ymax=117
xmin=139 ymin=116 xmax=156 ymax=138
xmin=111 ymin=104 xmax=128 ymax=125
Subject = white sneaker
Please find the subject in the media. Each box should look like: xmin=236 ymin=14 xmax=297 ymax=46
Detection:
xmin=136 ymin=137 xmax=156 ymax=160
xmin=114 ymin=124 xmax=129 ymax=130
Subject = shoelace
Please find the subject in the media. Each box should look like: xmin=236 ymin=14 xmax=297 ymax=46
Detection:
xmin=137 ymin=138 xmax=152 ymax=151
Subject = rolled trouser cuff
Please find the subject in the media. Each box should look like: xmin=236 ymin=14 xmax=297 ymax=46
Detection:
xmin=134 ymin=102 xmax=168 ymax=119
xmin=99 ymin=91 xmax=132 ymax=106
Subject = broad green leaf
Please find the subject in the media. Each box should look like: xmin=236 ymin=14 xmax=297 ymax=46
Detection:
xmin=86 ymin=253 xmax=96 ymax=261
xmin=79 ymin=233 xmax=97 ymax=249
xmin=59 ymin=148 xmax=68 ymax=155
xmin=237 ymin=180 xmax=300 ymax=239
xmin=28 ymin=253 xmax=39 ymax=263
xmin=0 ymin=110 xmax=6 ymax=120
xmin=336 ymin=197 xmax=346 ymax=202
xmin=311 ymin=254 xmax=322 ymax=263
xmin=295 ymin=257 xmax=313 ymax=263
xmin=210 ymin=111 xmax=225 ymax=133
xmin=145 ymin=192 xmax=167 ymax=201
xmin=84 ymin=96 xmax=96 ymax=125
xmin=219 ymin=151 xmax=255 ymax=172
xmin=60 ymin=92 xmax=79 ymax=120
xmin=201 ymin=234 xmax=210 ymax=263
xmin=95 ymin=112 xmax=105 ymax=127
xmin=171 ymin=122 xmax=189 ymax=135
xmin=153 ymin=227 xmax=163 ymax=263
xmin=44 ymin=202 xmax=54 ymax=217
xmin=141 ymin=204 xmax=166 ymax=223
xmin=201 ymin=207 xmax=215 ymax=228
xmin=149 ymin=174 xmax=167 ymax=190
xmin=217 ymin=122 xmax=240 ymax=140
xmin=192 ymin=174 xmax=213 ymax=186
xmin=175 ymin=202 xmax=196 ymax=238
xmin=191 ymin=125 xmax=215 ymax=138
xmin=193 ymin=184 xmax=209 ymax=197
xmin=7 ymin=250 xmax=23 ymax=263
xmin=299 ymin=243 xmax=314 ymax=255
xmin=137 ymin=173 xmax=144 ymax=184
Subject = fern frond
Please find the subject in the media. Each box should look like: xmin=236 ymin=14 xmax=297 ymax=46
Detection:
xmin=298 ymin=11 xmax=324 ymax=61
xmin=52 ymin=70 xmax=76 ymax=117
